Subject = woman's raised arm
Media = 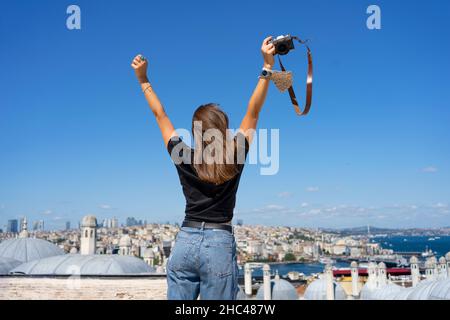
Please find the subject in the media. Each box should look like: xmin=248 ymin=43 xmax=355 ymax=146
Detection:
xmin=239 ymin=36 xmax=275 ymax=144
xmin=131 ymin=54 xmax=176 ymax=147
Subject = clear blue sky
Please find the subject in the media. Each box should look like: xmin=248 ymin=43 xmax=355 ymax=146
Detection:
xmin=1 ymin=0 xmax=450 ymax=230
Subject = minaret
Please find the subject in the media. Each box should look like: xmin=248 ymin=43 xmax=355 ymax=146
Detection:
xmin=425 ymin=258 xmax=434 ymax=280
xmin=80 ymin=215 xmax=97 ymax=255
xmin=446 ymin=252 xmax=450 ymax=278
xmin=438 ymin=257 xmax=447 ymax=279
xmin=367 ymin=262 xmax=377 ymax=290
xmin=410 ymin=256 xmax=420 ymax=287
xmin=119 ymin=234 xmax=131 ymax=256
xmin=244 ymin=263 xmax=252 ymax=295
xmin=378 ymin=262 xmax=387 ymax=287
xmin=263 ymin=264 xmax=271 ymax=300
xmin=19 ymin=217 xmax=29 ymax=238
xmin=350 ymin=261 xmax=359 ymax=298
xmin=325 ymin=264 xmax=335 ymax=300
xmin=430 ymin=256 xmax=438 ymax=279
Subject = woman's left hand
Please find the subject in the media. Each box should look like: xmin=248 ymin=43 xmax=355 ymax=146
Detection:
xmin=131 ymin=54 xmax=149 ymax=83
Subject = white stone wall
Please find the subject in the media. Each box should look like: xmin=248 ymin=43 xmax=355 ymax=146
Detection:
xmin=0 ymin=277 xmax=168 ymax=300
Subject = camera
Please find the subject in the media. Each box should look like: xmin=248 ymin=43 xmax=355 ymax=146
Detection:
xmin=271 ymin=35 xmax=295 ymax=55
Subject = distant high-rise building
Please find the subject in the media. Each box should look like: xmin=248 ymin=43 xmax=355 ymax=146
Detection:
xmin=236 ymin=219 xmax=244 ymax=226
xmin=66 ymin=221 xmax=71 ymax=230
xmin=19 ymin=217 xmax=25 ymax=232
xmin=7 ymin=219 xmax=18 ymax=233
xmin=126 ymin=217 xmax=139 ymax=227
xmin=32 ymin=221 xmax=39 ymax=231
xmin=111 ymin=217 xmax=119 ymax=229
xmin=36 ymin=220 xmax=44 ymax=231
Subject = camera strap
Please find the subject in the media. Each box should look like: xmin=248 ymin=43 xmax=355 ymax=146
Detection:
xmin=277 ymin=36 xmax=313 ymax=116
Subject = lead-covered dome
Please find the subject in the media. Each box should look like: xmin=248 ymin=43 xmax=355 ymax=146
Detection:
xmin=0 ymin=238 xmax=64 ymax=263
xmin=119 ymin=234 xmax=132 ymax=247
xmin=10 ymin=254 xmax=154 ymax=276
xmin=0 ymin=257 xmax=22 ymax=275
xmin=256 ymin=276 xmax=298 ymax=300
xmin=81 ymin=215 xmax=97 ymax=228
xmin=303 ymin=277 xmax=347 ymax=300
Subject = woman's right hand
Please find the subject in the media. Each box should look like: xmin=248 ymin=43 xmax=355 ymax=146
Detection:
xmin=131 ymin=54 xmax=149 ymax=83
xmin=261 ymin=36 xmax=276 ymax=70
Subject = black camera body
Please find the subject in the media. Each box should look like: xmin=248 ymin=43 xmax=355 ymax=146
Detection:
xmin=271 ymin=35 xmax=295 ymax=55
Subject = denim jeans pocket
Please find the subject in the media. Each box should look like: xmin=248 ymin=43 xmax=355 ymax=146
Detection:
xmin=207 ymin=232 xmax=235 ymax=278
xmin=168 ymin=238 xmax=192 ymax=272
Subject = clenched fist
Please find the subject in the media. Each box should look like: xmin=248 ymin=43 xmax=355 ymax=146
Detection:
xmin=261 ymin=37 xmax=276 ymax=69
xmin=131 ymin=54 xmax=149 ymax=83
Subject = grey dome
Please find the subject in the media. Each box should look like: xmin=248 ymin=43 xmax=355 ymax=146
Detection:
xmin=119 ymin=234 xmax=132 ymax=247
xmin=303 ymin=277 xmax=346 ymax=300
xmin=81 ymin=215 xmax=97 ymax=228
xmin=445 ymin=252 xmax=450 ymax=261
xmin=428 ymin=278 xmax=450 ymax=300
xmin=407 ymin=280 xmax=440 ymax=300
xmin=410 ymin=256 xmax=419 ymax=264
xmin=0 ymin=257 xmax=22 ymax=275
xmin=350 ymin=261 xmax=358 ymax=268
xmin=236 ymin=287 xmax=248 ymax=300
xmin=369 ymin=284 xmax=404 ymax=300
xmin=256 ymin=277 xmax=298 ymax=300
xmin=0 ymin=238 xmax=64 ymax=263
xmin=142 ymin=248 xmax=154 ymax=258
xmin=10 ymin=254 xmax=154 ymax=276
xmin=438 ymin=256 xmax=446 ymax=264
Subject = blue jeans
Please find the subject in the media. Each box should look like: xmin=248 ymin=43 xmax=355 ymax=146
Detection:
xmin=166 ymin=226 xmax=239 ymax=300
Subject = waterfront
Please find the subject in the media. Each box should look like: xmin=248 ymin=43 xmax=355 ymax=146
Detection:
xmin=373 ymin=235 xmax=450 ymax=257
xmin=238 ymin=262 xmax=349 ymax=277
xmin=242 ymin=236 xmax=450 ymax=278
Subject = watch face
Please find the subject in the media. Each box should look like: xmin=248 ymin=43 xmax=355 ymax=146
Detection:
xmin=262 ymin=70 xmax=268 ymax=77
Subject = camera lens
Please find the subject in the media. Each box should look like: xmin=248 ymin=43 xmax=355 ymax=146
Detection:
xmin=277 ymin=44 xmax=288 ymax=55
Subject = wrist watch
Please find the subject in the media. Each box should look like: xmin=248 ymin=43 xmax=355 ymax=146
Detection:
xmin=259 ymin=67 xmax=273 ymax=79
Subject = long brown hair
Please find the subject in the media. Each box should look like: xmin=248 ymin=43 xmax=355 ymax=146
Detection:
xmin=192 ymin=103 xmax=240 ymax=185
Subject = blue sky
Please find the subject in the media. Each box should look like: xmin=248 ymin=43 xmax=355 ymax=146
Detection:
xmin=1 ymin=0 xmax=450 ymax=230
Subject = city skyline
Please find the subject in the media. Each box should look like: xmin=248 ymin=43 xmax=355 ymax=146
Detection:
xmin=1 ymin=1 xmax=450 ymax=229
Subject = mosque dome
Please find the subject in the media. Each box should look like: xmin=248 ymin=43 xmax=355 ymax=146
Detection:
xmin=406 ymin=280 xmax=439 ymax=300
xmin=429 ymin=256 xmax=437 ymax=264
xmin=0 ymin=238 xmax=64 ymax=263
xmin=142 ymin=248 xmax=154 ymax=258
xmin=81 ymin=215 xmax=97 ymax=228
xmin=119 ymin=234 xmax=132 ymax=247
xmin=359 ymin=283 xmax=373 ymax=300
xmin=303 ymin=277 xmax=346 ymax=300
xmin=438 ymin=256 xmax=446 ymax=264
xmin=410 ymin=256 xmax=419 ymax=264
xmin=369 ymin=283 xmax=404 ymax=300
xmin=0 ymin=257 xmax=22 ymax=275
xmin=378 ymin=262 xmax=386 ymax=269
xmin=256 ymin=275 xmax=298 ymax=300
xmin=350 ymin=261 xmax=358 ymax=268
xmin=10 ymin=254 xmax=154 ymax=276
xmin=236 ymin=287 xmax=249 ymax=300
xmin=425 ymin=259 xmax=433 ymax=269
xmin=428 ymin=278 xmax=450 ymax=300
xmin=445 ymin=252 xmax=450 ymax=261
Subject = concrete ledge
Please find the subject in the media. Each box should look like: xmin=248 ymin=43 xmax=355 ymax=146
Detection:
xmin=0 ymin=277 xmax=168 ymax=300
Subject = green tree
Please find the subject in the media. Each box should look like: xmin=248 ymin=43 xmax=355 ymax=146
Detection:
xmin=284 ymin=253 xmax=297 ymax=262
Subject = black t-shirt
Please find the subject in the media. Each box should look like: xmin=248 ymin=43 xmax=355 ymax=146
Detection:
xmin=167 ymin=132 xmax=250 ymax=223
